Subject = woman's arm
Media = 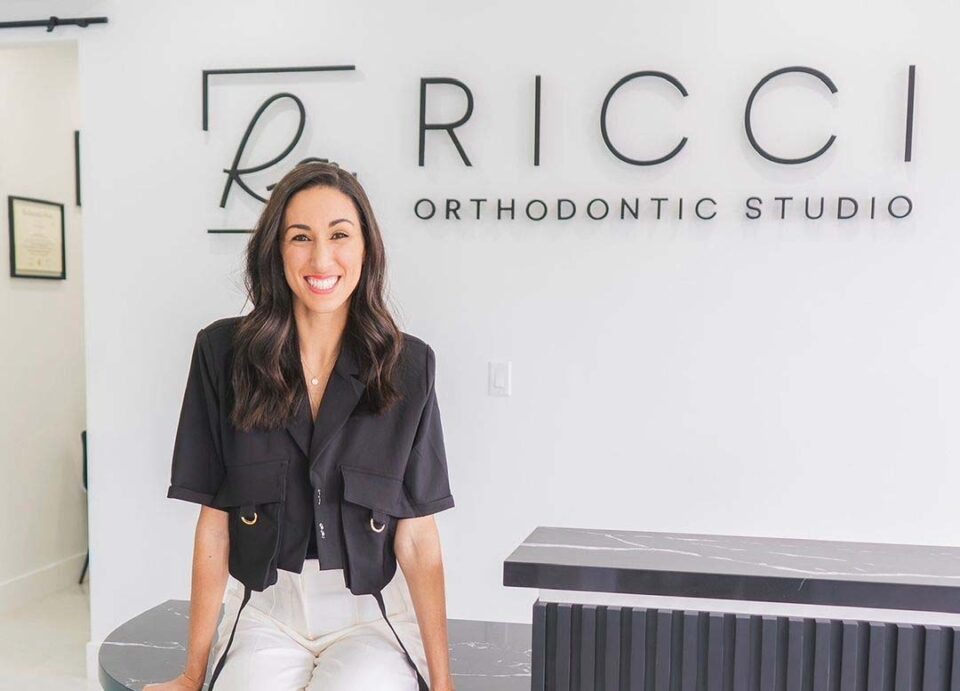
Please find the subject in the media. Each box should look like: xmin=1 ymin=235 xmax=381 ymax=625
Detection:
xmin=144 ymin=505 xmax=230 ymax=691
xmin=183 ymin=506 xmax=231 ymax=683
xmin=395 ymin=515 xmax=455 ymax=691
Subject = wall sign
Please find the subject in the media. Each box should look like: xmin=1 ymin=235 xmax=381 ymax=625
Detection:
xmin=202 ymin=63 xmax=917 ymax=231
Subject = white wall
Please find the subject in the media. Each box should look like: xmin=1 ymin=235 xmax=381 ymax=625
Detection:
xmin=5 ymin=0 xmax=957 ymax=652
xmin=0 ymin=40 xmax=86 ymax=610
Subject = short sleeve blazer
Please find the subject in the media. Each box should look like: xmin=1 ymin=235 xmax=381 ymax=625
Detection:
xmin=166 ymin=316 xmax=455 ymax=594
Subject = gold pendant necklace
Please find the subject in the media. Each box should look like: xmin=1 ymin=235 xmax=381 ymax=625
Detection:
xmin=300 ymin=353 xmax=321 ymax=386
xmin=300 ymin=345 xmax=341 ymax=387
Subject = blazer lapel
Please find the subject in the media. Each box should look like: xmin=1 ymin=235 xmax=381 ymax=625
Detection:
xmin=285 ymin=337 xmax=366 ymax=469
xmin=285 ymin=392 xmax=312 ymax=462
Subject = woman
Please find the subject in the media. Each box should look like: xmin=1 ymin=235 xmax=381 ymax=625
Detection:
xmin=145 ymin=161 xmax=456 ymax=691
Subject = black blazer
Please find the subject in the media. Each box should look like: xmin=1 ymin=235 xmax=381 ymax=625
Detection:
xmin=166 ymin=316 xmax=455 ymax=596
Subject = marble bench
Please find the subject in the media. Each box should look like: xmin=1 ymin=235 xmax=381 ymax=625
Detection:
xmin=503 ymin=526 xmax=960 ymax=691
xmin=98 ymin=600 xmax=531 ymax=690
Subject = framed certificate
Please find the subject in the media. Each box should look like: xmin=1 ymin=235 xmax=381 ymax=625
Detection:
xmin=8 ymin=196 xmax=66 ymax=279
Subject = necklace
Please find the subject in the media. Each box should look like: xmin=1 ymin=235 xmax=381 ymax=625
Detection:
xmin=300 ymin=353 xmax=322 ymax=386
xmin=300 ymin=347 xmax=340 ymax=386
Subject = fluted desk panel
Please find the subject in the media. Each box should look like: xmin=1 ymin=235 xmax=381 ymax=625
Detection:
xmin=503 ymin=526 xmax=960 ymax=691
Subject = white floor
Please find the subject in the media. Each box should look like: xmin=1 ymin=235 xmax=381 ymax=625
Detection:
xmin=0 ymin=577 xmax=99 ymax=691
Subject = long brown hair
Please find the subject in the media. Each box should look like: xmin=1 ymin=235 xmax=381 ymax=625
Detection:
xmin=229 ymin=161 xmax=404 ymax=432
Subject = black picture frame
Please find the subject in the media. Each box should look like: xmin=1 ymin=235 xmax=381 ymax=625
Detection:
xmin=8 ymin=195 xmax=66 ymax=280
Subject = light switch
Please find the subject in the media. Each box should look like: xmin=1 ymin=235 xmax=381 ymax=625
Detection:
xmin=488 ymin=361 xmax=511 ymax=396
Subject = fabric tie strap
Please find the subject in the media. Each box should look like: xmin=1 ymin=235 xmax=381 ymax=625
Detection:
xmin=207 ymin=583 xmax=252 ymax=690
xmin=203 ymin=584 xmax=428 ymax=690
xmin=372 ymin=589 xmax=430 ymax=690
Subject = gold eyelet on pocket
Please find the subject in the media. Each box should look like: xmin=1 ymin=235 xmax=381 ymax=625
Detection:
xmin=241 ymin=512 xmax=258 ymax=526
xmin=370 ymin=517 xmax=385 ymax=533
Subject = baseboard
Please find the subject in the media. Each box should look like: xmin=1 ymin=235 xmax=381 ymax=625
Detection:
xmin=87 ymin=639 xmax=101 ymax=681
xmin=0 ymin=552 xmax=88 ymax=615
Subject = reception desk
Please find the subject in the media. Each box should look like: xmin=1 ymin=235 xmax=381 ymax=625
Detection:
xmin=503 ymin=526 xmax=960 ymax=691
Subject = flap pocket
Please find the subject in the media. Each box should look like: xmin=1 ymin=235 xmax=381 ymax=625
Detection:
xmin=340 ymin=465 xmax=406 ymax=517
xmin=213 ymin=459 xmax=288 ymax=508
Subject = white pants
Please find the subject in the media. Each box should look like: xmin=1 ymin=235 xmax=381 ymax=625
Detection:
xmin=209 ymin=560 xmax=429 ymax=690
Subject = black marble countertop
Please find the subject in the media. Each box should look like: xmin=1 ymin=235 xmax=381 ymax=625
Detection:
xmin=99 ymin=600 xmax=531 ymax=691
xmin=503 ymin=526 xmax=960 ymax=613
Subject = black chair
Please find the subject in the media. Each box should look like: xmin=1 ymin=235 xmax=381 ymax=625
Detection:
xmin=79 ymin=429 xmax=88 ymax=585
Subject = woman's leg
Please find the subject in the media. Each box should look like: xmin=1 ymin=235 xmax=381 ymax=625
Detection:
xmin=209 ymin=618 xmax=316 ymax=690
xmin=209 ymin=576 xmax=316 ymax=691
xmin=301 ymin=568 xmax=429 ymax=691
xmin=306 ymin=626 xmax=422 ymax=691
xmin=302 ymin=564 xmax=430 ymax=691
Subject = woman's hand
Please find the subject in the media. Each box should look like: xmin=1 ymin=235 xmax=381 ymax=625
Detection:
xmin=142 ymin=671 xmax=204 ymax=691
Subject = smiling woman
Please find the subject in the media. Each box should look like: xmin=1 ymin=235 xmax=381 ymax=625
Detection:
xmin=281 ymin=187 xmax=365 ymax=310
xmin=148 ymin=161 xmax=456 ymax=691
xmin=231 ymin=162 xmax=404 ymax=434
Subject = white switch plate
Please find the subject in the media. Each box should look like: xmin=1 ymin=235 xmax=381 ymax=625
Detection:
xmin=488 ymin=361 xmax=512 ymax=396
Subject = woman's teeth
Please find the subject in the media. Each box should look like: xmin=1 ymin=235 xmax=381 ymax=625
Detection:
xmin=306 ymin=276 xmax=339 ymax=291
